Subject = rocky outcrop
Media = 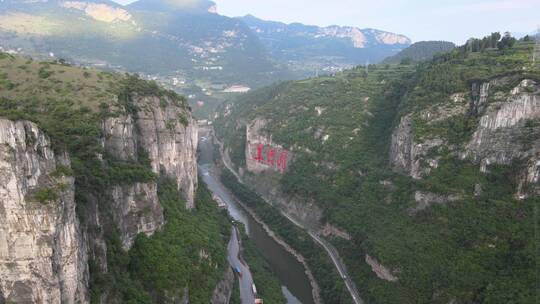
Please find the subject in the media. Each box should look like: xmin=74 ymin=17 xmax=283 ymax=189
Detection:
xmin=389 ymin=115 xmax=443 ymax=179
xmin=101 ymin=96 xmax=198 ymax=249
xmin=516 ymin=153 xmax=540 ymax=199
xmin=365 ymin=254 xmax=398 ymax=282
xmin=0 ymin=119 xmax=88 ymax=303
xmin=211 ymin=267 xmax=234 ymax=304
xmin=410 ymin=191 xmax=461 ymax=214
xmin=61 ymin=1 xmax=132 ymax=23
xmin=463 ymin=79 xmax=540 ymax=172
xmin=137 ymin=96 xmax=198 ymax=208
xmin=111 ymin=183 xmax=164 ymax=250
xmin=104 ymin=96 xmax=198 ymax=208
xmin=319 ymin=223 xmax=352 ymax=240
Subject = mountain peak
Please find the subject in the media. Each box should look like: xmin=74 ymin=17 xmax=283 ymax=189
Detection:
xmin=128 ymin=0 xmax=215 ymax=13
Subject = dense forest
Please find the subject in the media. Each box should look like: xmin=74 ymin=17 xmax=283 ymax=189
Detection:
xmin=215 ymin=34 xmax=539 ymax=303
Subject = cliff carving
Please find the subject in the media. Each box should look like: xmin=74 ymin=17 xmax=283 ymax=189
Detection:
xmin=0 ymin=119 xmax=88 ymax=303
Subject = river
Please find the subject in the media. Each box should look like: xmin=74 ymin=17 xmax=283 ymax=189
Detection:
xmin=198 ymin=132 xmax=315 ymax=304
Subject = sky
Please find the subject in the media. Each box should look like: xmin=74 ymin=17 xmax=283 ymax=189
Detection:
xmin=115 ymin=0 xmax=540 ymax=43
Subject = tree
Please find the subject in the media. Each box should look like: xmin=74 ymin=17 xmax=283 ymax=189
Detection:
xmin=497 ymin=32 xmax=516 ymax=50
xmin=490 ymin=32 xmax=501 ymax=48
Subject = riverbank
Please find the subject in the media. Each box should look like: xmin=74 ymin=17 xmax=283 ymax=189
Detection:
xmin=235 ymin=222 xmax=287 ymax=304
xmin=220 ymin=169 xmax=354 ymax=304
xmin=222 ymin=174 xmax=323 ymax=304
xmin=199 ymin=131 xmax=316 ymax=303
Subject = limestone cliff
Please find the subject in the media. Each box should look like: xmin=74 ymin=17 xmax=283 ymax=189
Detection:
xmin=240 ymin=117 xmax=323 ymax=228
xmin=0 ymin=119 xmax=88 ymax=303
xmin=104 ymin=96 xmax=198 ymax=208
xmin=0 ymin=95 xmax=200 ymax=301
xmin=102 ymin=95 xmax=198 ymax=249
xmin=463 ymin=79 xmax=540 ymax=172
xmin=390 ymin=78 xmax=540 ymax=200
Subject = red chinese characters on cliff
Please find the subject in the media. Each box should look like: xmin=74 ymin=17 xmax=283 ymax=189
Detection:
xmin=253 ymin=143 xmax=289 ymax=172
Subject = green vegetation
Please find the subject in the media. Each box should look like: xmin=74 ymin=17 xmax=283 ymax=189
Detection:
xmin=236 ymin=224 xmax=287 ymax=304
xmin=90 ymin=179 xmax=230 ymax=303
xmin=216 ymin=38 xmax=538 ymax=303
xmin=221 ymin=170 xmax=352 ymax=304
xmin=33 ymin=187 xmax=59 ymax=204
xmin=230 ymin=277 xmax=241 ymax=304
xmin=0 ymin=53 xmax=230 ymax=303
xmin=383 ymin=40 xmax=456 ymax=64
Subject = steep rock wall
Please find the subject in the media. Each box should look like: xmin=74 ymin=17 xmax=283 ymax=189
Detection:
xmin=110 ymin=183 xmax=163 ymax=250
xmin=391 ymin=79 xmax=540 ymax=199
xmin=389 ymin=115 xmax=443 ymax=179
xmin=104 ymin=96 xmax=198 ymax=207
xmin=0 ymin=119 xmax=88 ymax=303
xmin=237 ymin=118 xmax=322 ymax=228
xmin=102 ymin=96 xmax=198 ymax=248
xmin=463 ymin=79 xmax=540 ymax=171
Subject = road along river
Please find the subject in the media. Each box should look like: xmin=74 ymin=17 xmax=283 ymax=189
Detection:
xmin=198 ymin=134 xmax=315 ymax=304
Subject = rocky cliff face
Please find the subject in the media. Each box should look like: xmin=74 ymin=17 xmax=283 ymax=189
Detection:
xmin=0 ymin=94 xmax=200 ymax=301
xmin=390 ymin=78 xmax=540 ymax=199
xmin=102 ymin=96 xmax=198 ymax=248
xmin=389 ymin=115 xmax=444 ymax=179
xmin=0 ymin=119 xmax=88 ymax=303
xmin=463 ymin=79 xmax=540 ymax=171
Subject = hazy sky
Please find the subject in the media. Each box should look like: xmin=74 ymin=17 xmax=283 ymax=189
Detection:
xmin=115 ymin=0 xmax=539 ymax=43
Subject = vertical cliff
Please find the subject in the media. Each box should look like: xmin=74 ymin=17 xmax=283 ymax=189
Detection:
xmin=390 ymin=78 xmax=540 ymax=196
xmin=104 ymin=96 xmax=198 ymax=209
xmin=102 ymin=95 xmax=198 ymax=249
xmin=0 ymin=119 xmax=88 ymax=303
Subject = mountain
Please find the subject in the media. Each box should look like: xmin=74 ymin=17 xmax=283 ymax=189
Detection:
xmin=214 ymin=36 xmax=538 ymax=303
xmin=239 ymin=14 xmax=411 ymax=74
xmin=0 ymin=0 xmax=289 ymax=117
xmin=0 ymin=1 xmax=412 ymax=118
xmin=0 ymin=0 xmax=276 ymax=80
xmin=382 ymin=40 xmax=456 ymax=64
xmin=0 ymin=52 xmax=232 ymax=302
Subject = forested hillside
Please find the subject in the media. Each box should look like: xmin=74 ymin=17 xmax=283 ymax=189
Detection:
xmin=382 ymin=40 xmax=455 ymax=64
xmin=0 ymin=53 xmax=231 ymax=303
xmin=215 ymin=36 xmax=539 ymax=303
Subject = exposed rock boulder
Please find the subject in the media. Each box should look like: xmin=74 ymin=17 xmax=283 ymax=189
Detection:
xmin=365 ymin=254 xmax=398 ymax=282
xmin=319 ymin=223 xmax=352 ymax=240
xmin=211 ymin=267 xmax=234 ymax=304
xmin=0 ymin=119 xmax=88 ymax=303
xmin=410 ymin=191 xmax=462 ymax=214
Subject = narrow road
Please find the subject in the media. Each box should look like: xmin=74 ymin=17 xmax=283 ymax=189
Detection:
xmin=280 ymin=211 xmax=364 ymax=304
xmin=227 ymin=226 xmax=255 ymax=304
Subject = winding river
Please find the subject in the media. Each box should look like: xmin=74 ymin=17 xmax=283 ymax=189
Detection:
xmin=198 ymin=131 xmax=315 ymax=304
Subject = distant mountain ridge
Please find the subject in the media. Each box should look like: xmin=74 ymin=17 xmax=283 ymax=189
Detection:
xmin=0 ymin=0 xmax=411 ymax=117
xmin=239 ymin=14 xmax=411 ymax=73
